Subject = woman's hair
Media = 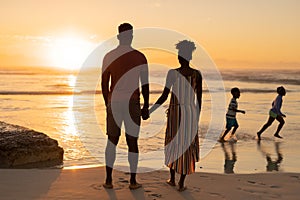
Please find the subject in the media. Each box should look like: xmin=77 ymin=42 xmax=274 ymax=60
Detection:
xmin=175 ymin=40 xmax=196 ymax=61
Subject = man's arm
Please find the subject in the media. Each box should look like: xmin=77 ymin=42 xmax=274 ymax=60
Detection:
xmin=101 ymin=56 xmax=110 ymax=106
xmin=140 ymin=63 xmax=149 ymax=119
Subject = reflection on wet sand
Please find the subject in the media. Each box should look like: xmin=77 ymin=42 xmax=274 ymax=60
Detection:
xmin=257 ymin=141 xmax=283 ymax=172
xmin=221 ymin=142 xmax=237 ymax=174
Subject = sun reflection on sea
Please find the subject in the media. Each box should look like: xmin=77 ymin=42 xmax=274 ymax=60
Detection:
xmin=62 ymin=95 xmax=77 ymax=136
xmin=67 ymin=74 xmax=76 ymax=89
xmin=58 ymin=92 xmax=95 ymax=165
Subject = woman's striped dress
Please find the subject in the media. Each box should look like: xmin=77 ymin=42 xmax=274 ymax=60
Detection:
xmin=165 ymin=68 xmax=200 ymax=175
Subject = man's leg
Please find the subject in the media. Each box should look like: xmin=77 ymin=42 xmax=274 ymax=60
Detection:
xmin=104 ymin=102 xmax=122 ymax=188
xmin=105 ymin=135 xmax=120 ymax=186
xmin=124 ymin=100 xmax=141 ymax=189
xmin=126 ymin=134 xmax=139 ymax=184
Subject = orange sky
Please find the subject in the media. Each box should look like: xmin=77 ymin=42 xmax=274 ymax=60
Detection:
xmin=0 ymin=0 xmax=300 ymax=70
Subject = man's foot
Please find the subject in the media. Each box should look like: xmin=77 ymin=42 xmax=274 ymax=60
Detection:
xmin=166 ymin=179 xmax=176 ymax=186
xmin=103 ymin=182 xmax=113 ymax=189
xmin=257 ymin=132 xmax=261 ymax=140
xmin=274 ymin=134 xmax=283 ymax=139
xmin=129 ymin=182 xmax=142 ymax=190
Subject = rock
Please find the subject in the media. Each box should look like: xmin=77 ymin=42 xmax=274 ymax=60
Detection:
xmin=0 ymin=121 xmax=64 ymax=168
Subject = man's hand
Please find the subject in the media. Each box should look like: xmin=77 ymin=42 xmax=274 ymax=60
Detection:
xmin=141 ymin=107 xmax=149 ymax=120
xmin=241 ymin=110 xmax=246 ymax=114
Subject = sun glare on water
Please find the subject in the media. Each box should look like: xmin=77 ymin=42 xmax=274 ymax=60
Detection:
xmin=48 ymin=34 xmax=96 ymax=70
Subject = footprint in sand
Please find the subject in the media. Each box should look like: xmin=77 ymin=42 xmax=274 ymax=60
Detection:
xmin=118 ymin=177 xmax=130 ymax=183
xmin=247 ymin=180 xmax=267 ymax=186
xmin=90 ymin=184 xmax=102 ymax=190
xmin=270 ymin=185 xmax=281 ymax=189
xmin=208 ymin=192 xmax=224 ymax=198
xmin=290 ymin=175 xmax=300 ymax=181
xmin=90 ymin=183 xmax=124 ymax=191
xmin=148 ymin=193 xmax=162 ymax=198
xmin=247 ymin=180 xmax=256 ymax=184
xmin=199 ymin=175 xmax=209 ymax=178
xmin=191 ymin=187 xmax=201 ymax=192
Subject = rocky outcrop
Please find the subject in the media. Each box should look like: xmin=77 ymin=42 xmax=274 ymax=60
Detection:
xmin=0 ymin=121 xmax=64 ymax=168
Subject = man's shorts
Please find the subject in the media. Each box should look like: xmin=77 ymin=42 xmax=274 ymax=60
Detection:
xmin=226 ymin=117 xmax=239 ymax=129
xmin=106 ymin=100 xmax=141 ymax=138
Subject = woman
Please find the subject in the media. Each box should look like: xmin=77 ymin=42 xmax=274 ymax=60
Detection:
xmin=149 ymin=40 xmax=202 ymax=191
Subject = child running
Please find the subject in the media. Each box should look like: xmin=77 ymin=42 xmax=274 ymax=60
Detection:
xmin=219 ymin=87 xmax=246 ymax=142
xmin=257 ymin=86 xmax=286 ymax=140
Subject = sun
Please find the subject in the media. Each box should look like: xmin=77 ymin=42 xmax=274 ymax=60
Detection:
xmin=48 ymin=34 xmax=96 ymax=70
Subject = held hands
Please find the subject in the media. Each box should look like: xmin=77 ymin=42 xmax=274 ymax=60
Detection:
xmin=141 ymin=107 xmax=149 ymax=120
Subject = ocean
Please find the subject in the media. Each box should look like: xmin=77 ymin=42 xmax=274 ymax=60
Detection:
xmin=0 ymin=66 xmax=299 ymax=174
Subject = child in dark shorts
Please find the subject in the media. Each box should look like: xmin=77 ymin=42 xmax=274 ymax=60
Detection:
xmin=219 ymin=87 xmax=246 ymax=142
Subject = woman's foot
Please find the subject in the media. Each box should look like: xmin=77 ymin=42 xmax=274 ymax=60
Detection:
xmin=177 ymin=185 xmax=187 ymax=192
xmin=166 ymin=179 xmax=176 ymax=186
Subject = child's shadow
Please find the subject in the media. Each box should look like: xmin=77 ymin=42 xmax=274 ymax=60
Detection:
xmin=257 ymin=140 xmax=283 ymax=172
xmin=221 ymin=142 xmax=237 ymax=174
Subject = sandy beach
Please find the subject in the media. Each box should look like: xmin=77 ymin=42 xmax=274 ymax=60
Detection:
xmin=1 ymin=167 xmax=300 ymax=200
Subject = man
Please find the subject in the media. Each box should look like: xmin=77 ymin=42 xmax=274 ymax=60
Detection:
xmin=101 ymin=23 xmax=149 ymax=190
